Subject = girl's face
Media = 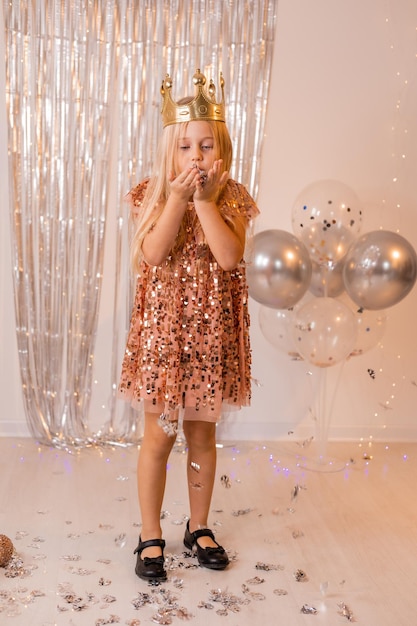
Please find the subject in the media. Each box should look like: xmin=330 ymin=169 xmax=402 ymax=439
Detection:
xmin=175 ymin=121 xmax=217 ymax=175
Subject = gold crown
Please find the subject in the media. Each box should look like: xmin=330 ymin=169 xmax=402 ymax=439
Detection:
xmin=160 ymin=69 xmax=225 ymax=127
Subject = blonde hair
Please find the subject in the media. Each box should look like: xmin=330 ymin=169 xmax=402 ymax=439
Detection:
xmin=130 ymin=119 xmax=233 ymax=273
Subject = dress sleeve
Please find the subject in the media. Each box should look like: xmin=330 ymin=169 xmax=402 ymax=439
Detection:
xmin=219 ymin=179 xmax=260 ymax=225
xmin=125 ymin=179 xmax=149 ymax=221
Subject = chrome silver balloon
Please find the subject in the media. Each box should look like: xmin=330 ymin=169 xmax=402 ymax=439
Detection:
xmin=343 ymin=231 xmax=417 ymax=310
xmin=247 ymin=229 xmax=312 ymax=309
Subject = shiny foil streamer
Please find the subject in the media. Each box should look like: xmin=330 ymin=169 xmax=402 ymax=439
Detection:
xmin=4 ymin=0 xmax=278 ymax=447
xmin=4 ymin=0 xmax=118 ymax=445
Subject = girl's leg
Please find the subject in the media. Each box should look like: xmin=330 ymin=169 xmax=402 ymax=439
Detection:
xmin=182 ymin=419 xmax=218 ymax=549
xmin=137 ymin=411 xmax=177 ymax=558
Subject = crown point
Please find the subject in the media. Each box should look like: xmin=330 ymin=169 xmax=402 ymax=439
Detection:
xmin=161 ymin=74 xmax=173 ymax=97
xmin=161 ymin=69 xmax=225 ymax=127
xmin=193 ymin=69 xmax=206 ymax=86
xmin=208 ymin=80 xmax=216 ymax=99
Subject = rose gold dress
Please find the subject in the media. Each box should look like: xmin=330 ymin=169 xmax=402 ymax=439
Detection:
xmin=118 ymin=178 xmax=259 ymax=422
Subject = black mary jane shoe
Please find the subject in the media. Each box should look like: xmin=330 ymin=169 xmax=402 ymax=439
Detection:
xmin=134 ymin=537 xmax=167 ymax=582
xmin=183 ymin=521 xmax=229 ymax=570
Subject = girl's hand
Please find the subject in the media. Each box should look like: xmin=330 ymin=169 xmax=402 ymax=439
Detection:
xmin=193 ymin=159 xmax=229 ymax=202
xmin=169 ymin=167 xmax=200 ymax=202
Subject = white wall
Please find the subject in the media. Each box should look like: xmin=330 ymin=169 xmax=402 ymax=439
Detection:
xmin=1 ymin=0 xmax=417 ymax=441
xmin=221 ymin=0 xmax=417 ymax=442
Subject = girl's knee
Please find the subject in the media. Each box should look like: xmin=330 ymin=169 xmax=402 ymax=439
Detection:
xmin=183 ymin=421 xmax=216 ymax=449
xmin=143 ymin=414 xmax=178 ymax=454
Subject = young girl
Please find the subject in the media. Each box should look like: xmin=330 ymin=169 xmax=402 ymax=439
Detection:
xmin=119 ymin=69 xmax=259 ymax=582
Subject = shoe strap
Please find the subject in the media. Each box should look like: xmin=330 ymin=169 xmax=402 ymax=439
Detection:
xmin=191 ymin=527 xmax=216 ymax=542
xmin=134 ymin=538 xmax=165 ymax=554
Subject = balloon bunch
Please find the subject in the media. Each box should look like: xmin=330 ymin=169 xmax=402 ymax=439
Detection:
xmin=248 ymin=180 xmax=417 ymax=368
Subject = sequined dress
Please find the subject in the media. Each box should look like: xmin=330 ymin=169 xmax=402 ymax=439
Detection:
xmin=118 ymin=178 xmax=259 ymax=422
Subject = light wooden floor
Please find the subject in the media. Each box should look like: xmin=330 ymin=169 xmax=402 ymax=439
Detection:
xmin=0 ymin=435 xmax=416 ymax=625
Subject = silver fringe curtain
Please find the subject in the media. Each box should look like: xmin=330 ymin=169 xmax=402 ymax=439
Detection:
xmin=3 ymin=0 xmax=278 ymax=448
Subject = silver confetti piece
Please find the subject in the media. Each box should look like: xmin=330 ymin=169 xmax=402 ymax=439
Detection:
xmin=131 ymin=592 xmax=153 ymax=609
xmin=5 ymin=553 xmax=33 ymax=579
xmin=220 ymin=474 xmax=232 ymax=488
xmin=252 ymin=378 xmax=263 ymax=387
xmin=245 ymin=576 xmax=265 ymax=584
xmin=158 ymin=414 xmax=178 ymax=437
xmin=294 ymin=568 xmax=308 ymax=582
xmin=300 ymin=603 xmax=318 ymax=614
xmin=273 ymin=588 xmax=288 ymax=596
xmin=193 ymin=164 xmax=208 ymax=186
xmin=175 ymin=606 xmax=194 ymax=619
xmin=61 ymin=554 xmax=82 ymax=561
xmin=72 ymin=600 xmax=89 ymax=611
xmin=101 ymin=594 xmax=117 ymax=603
xmin=15 ymin=531 xmax=29 ymax=539
xmin=208 ymin=588 xmax=248 ymax=613
xmin=151 ymin=610 xmax=173 ymax=624
xmin=198 ymin=601 xmax=214 ymax=609
xmin=95 ymin=616 xmax=120 ymax=625
xmin=256 ymin=561 xmax=284 ymax=571
xmin=291 ymin=484 xmax=306 ymax=500
xmin=241 ymin=585 xmax=266 ymax=600
xmin=232 ymin=508 xmax=253 ymax=516
xmin=337 ymin=602 xmax=355 ymax=621
xmin=114 ymin=533 xmax=127 ymax=548
xmin=216 ymin=608 xmax=229 ymax=616
xmin=68 ymin=566 xmax=95 ymax=576
xmin=297 ymin=436 xmax=314 ymax=448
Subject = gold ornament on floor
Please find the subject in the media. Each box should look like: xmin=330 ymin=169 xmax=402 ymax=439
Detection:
xmin=0 ymin=534 xmax=14 ymax=567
